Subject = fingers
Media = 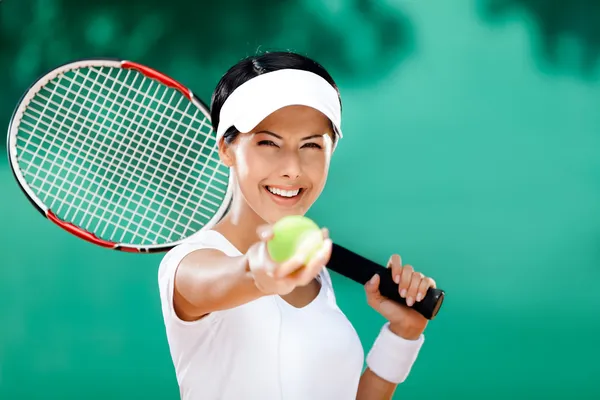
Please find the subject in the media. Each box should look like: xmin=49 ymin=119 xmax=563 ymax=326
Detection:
xmin=275 ymin=251 xmax=308 ymax=278
xmin=415 ymin=277 xmax=435 ymax=303
xmin=389 ymin=255 xmax=416 ymax=297
xmin=388 ymin=254 xmax=403 ymax=283
xmin=289 ymin=238 xmax=332 ymax=285
xmin=257 ymin=224 xmax=274 ymax=241
xmin=274 ymin=232 xmax=330 ymax=278
xmin=252 ymin=224 xmax=332 ymax=294
xmin=405 ymin=272 xmax=424 ymax=307
xmin=387 ymin=253 xmax=437 ymax=307
xmin=250 ymin=224 xmax=331 ymax=296
xmin=388 ymin=254 xmax=411 ymax=299
xmin=307 ymin=237 xmax=332 ymax=269
xmin=398 ymin=264 xmax=414 ymax=299
xmin=295 ymin=229 xmax=325 ymax=259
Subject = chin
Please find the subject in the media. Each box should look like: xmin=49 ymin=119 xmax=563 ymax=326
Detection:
xmin=260 ymin=197 xmax=313 ymax=224
xmin=259 ymin=206 xmax=308 ymax=225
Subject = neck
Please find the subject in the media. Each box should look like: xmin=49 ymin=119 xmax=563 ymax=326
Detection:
xmin=214 ymin=193 xmax=266 ymax=254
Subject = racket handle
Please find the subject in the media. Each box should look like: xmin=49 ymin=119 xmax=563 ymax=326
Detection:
xmin=328 ymin=243 xmax=445 ymax=320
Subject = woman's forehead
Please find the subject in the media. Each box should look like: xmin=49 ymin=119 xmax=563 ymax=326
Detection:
xmin=255 ymin=105 xmax=333 ymax=132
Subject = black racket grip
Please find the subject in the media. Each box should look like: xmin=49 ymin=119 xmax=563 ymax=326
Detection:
xmin=328 ymin=243 xmax=445 ymax=320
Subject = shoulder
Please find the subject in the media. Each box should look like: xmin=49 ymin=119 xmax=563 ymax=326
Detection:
xmin=158 ymin=230 xmax=240 ymax=281
xmin=157 ymin=230 xmax=239 ymax=325
xmin=158 ymin=240 xmax=209 ymax=288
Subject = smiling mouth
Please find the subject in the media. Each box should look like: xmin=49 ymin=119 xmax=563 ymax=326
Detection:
xmin=265 ymin=186 xmax=304 ymax=198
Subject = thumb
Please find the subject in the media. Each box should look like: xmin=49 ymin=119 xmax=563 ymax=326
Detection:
xmin=365 ymin=274 xmax=384 ymax=309
xmin=365 ymin=273 xmax=381 ymax=296
xmin=256 ymin=224 xmax=274 ymax=241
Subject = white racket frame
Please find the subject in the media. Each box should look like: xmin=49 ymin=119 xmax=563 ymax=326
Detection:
xmin=7 ymin=59 xmax=234 ymax=253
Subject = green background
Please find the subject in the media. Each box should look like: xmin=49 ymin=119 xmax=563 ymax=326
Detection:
xmin=1 ymin=0 xmax=599 ymax=398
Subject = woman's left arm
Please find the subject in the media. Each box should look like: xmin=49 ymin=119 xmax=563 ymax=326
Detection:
xmin=356 ymin=255 xmax=436 ymax=400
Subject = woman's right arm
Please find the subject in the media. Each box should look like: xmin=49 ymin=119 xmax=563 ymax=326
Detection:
xmin=173 ymin=249 xmax=264 ymax=322
xmin=172 ymin=227 xmax=333 ymax=322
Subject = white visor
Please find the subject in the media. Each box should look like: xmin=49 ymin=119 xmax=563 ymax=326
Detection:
xmin=216 ymin=69 xmax=342 ymax=143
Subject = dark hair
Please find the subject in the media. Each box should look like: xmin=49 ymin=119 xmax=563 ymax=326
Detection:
xmin=210 ymin=51 xmax=341 ymax=144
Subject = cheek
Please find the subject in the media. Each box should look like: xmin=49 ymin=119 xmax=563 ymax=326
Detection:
xmin=233 ymin=146 xmax=270 ymax=187
xmin=303 ymin=152 xmax=331 ymax=189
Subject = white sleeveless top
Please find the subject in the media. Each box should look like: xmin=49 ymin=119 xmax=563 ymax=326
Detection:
xmin=158 ymin=230 xmax=365 ymax=400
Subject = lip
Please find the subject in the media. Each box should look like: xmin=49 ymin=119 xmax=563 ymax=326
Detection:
xmin=263 ymin=185 xmax=306 ymax=207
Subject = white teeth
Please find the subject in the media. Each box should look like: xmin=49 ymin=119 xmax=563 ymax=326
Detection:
xmin=267 ymin=186 xmax=301 ymax=198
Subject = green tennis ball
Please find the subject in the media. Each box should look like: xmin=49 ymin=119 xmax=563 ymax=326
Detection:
xmin=267 ymin=215 xmax=324 ymax=264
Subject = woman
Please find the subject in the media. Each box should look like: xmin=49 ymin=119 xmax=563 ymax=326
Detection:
xmin=158 ymin=51 xmax=437 ymax=400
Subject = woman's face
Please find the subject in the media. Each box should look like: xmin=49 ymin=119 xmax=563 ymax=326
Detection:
xmin=220 ymin=105 xmax=335 ymax=224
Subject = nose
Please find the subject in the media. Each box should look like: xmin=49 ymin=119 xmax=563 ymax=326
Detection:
xmin=279 ymin=150 xmax=302 ymax=180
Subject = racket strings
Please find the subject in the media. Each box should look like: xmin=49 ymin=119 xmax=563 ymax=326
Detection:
xmin=23 ymin=71 xmax=82 ymax=195
xmin=63 ymin=67 xmax=227 ymax=179
xmin=30 ymin=74 xmax=228 ymax=185
xmin=83 ymin=66 xmax=210 ymax=131
xmin=15 ymin=65 xmax=229 ymax=246
xmin=18 ymin=152 xmax=197 ymax=242
xmin=23 ymin=91 xmax=227 ymax=203
xmin=23 ymin=69 xmax=113 ymax=233
xmin=51 ymin=68 xmax=108 ymax=220
xmin=99 ymin=75 xmax=219 ymax=243
xmin=25 ymin=179 xmax=172 ymax=242
xmin=69 ymin=66 xmax=228 ymax=240
xmin=74 ymin=69 xmax=203 ymax=243
xmin=17 ymin=73 xmax=196 ymax=243
xmin=16 ymin=123 xmax=205 ymax=238
xmin=66 ymin=68 xmax=159 ymax=239
xmin=17 ymin=122 xmax=219 ymax=221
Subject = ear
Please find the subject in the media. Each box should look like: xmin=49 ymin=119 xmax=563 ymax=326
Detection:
xmin=218 ymin=138 xmax=235 ymax=167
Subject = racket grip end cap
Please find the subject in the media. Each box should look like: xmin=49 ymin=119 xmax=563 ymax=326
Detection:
xmin=417 ymin=288 xmax=444 ymax=320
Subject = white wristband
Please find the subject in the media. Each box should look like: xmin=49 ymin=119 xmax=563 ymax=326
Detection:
xmin=366 ymin=323 xmax=425 ymax=384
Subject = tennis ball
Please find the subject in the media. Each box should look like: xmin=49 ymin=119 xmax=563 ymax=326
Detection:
xmin=267 ymin=215 xmax=324 ymax=264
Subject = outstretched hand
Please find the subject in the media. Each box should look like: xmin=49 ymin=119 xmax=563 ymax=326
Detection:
xmin=246 ymin=225 xmax=333 ymax=296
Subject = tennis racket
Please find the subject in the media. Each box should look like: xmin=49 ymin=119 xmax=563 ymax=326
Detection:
xmin=7 ymin=59 xmax=444 ymax=320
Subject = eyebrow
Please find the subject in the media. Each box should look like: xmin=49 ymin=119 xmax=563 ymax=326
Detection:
xmin=256 ymin=130 xmax=325 ymax=141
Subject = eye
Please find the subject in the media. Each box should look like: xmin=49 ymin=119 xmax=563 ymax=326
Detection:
xmin=302 ymin=142 xmax=322 ymax=149
xmin=258 ymin=140 xmax=279 ymax=147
